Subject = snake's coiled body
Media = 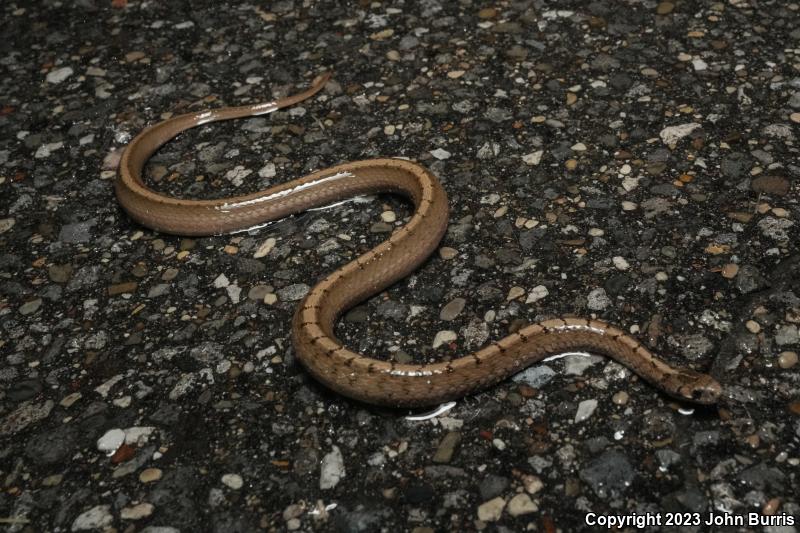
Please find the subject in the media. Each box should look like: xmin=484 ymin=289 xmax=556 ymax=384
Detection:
xmin=116 ymin=74 xmax=722 ymax=407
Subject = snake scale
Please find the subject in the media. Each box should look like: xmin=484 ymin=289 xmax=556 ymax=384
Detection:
xmin=115 ymin=73 xmax=722 ymax=408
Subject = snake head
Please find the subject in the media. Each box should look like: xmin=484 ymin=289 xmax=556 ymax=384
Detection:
xmin=674 ymin=370 xmax=722 ymax=404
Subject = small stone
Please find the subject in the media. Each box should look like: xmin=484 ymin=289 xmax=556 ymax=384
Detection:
xmin=692 ymin=58 xmax=708 ymax=71
xmin=659 ymin=123 xmax=701 ymax=145
xmin=477 ymin=496 xmax=506 ymax=522
xmin=433 ymin=330 xmax=457 ymax=348
xmin=745 ymin=320 xmax=760 ymax=334
xmin=0 ymin=218 xmax=15 ymax=233
xmin=778 ymin=351 xmax=797 ymax=369
xmin=42 ymin=474 xmax=63 ymax=486
xmin=253 ymin=237 xmax=277 ymax=258
xmin=587 ymin=288 xmax=611 ymax=311
xmin=506 ymin=286 xmax=525 ymax=301
xmin=439 ymin=247 xmax=458 ymax=260
xmin=433 ymin=432 xmax=461 ymax=463
xmin=381 ymin=211 xmax=397 ymax=223
xmin=612 ymin=391 xmax=629 ymax=405
xmin=258 ymin=163 xmax=276 ymax=178
xmin=277 ymin=283 xmax=310 ymax=301
xmin=526 ymin=285 xmax=549 ymax=303
xmin=19 ymin=298 xmax=42 ymax=315
xmin=790 ymin=112 xmax=800 ymax=124
xmin=571 ymin=142 xmax=587 ymax=152
xmin=120 ymin=502 xmax=154 ymax=520
xmin=248 ymin=285 xmax=272 ymax=301
xmin=612 ymin=257 xmax=629 ymax=271
xmin=108 ymin=282 xmax=137 ymax=296
xmin=430 ymin=148 xmax=451 ymax=160
xmin=60 ymin=392 xmax=82 ymax=408
xmin=139 ymin=468 xmax=163 ymax=483
xmin=97 ymin=428 xmax=125 ymax=454
xmin=776 ymin=325 xmax=799 ymax=346
xmin=447 ymin=70 xmax=466 ymax=79
xmin=507 ymin=493 xmax=538 ymax=516
xmin=46 ymin=66 xmax=74 ymax=84
xmin=721 ymin=264 xmax=739 ymax=278
xmin=221 ymin=473 xmax=243 ymax=490
xmin=440 ymin=298 xmax=466 ymax=321
xmin=574 ymin=399 xmax=598 ymax=423
xmin=213 ymin=274 xmax=230 ymax=288
xmin=751 ymin=175 xmax=790 ymax=196
xmin=522 ymin=150 xmax=543 ymax=166
xmin=263 ymin=293 xmax=277 ymax=305
xmin=71 ymin=505 xmax=112 ymax=531
xmin=513 ymin=365 xmax=555 ymax=388
xmin=656 ymin=2 xmax=675 ymax=15
xmin=320 ymin=446 xmax=345 ymax=489
xmin=523 ymin=475 xmax=544 ymax=494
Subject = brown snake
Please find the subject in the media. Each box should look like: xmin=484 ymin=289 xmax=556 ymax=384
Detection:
xmin=116 ymin=73 xmax=722 ymax=408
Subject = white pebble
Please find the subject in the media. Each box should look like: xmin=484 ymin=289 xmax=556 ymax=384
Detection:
xmin=222 ymin=473 xmax=244 ymax=490
xmin=254 ymin=237 xmax=277 ymax=258
xmin=432 ymin=330 xmax=458 ymax=348
xmin=46 ymin=66 xmax=74 ymax=84
xmin=97 ymin=428 xmax=125 ymax=454
xmin=612 ymin=256 xmax=630 ymax=271
xmin=522 ymin=150 xmax=544 ymax=166
xmin=526 ymin=285 xmax=549 ymax=303
xmin=574 ymin=399 xmax=598 ymax=423
xmin=430 ymin=148 xmax=451 ymax=160
xmin=320 ymin=446 xmax=345 ymax=489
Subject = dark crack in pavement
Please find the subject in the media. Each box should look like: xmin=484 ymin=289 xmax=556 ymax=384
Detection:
xmin=1 ymin=1 xmax=799 ymax=532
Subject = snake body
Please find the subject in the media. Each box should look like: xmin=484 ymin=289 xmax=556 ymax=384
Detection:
xmin=116 ymin=74 xmax=722 ymax=407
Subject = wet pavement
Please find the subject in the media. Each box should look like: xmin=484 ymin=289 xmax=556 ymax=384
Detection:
xmin=1 ymin=0 xmax=799 ymax=531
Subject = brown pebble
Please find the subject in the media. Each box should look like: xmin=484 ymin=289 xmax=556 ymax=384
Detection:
xmin=439 ymin=247 xmax=458 ymax=260
xmin=745 ymin=320 xmax=760 ymax=334
xmin=751 ymin=175 xmax=790 ymax=196
xmin=108 ymin=281 xmax=138 ymax=296
xmin=788 ymin=400 xmax=800 ymax=416
xmin=763 ymin=498 xmax=781 ymax=516
xmin=790 ymin=112 xmax=800 ymax=124
xmin=721 ymin=263 xmax=739 ymax=278
xmin=478 ymin=7 xmax=496 ymax=18
xmin=656 ymin=1 xmax=674 ymax=15
xmin=110 ymin=443 xmax=137 ymax=464
xmin=565 ymin=159 xmax=578 ymax=171
xmin=778 ymin=351 xmax=797 ymax=369
xmin=612 ymin=391 xmax=629 ymax=405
